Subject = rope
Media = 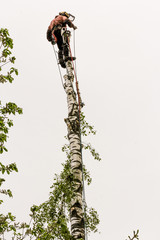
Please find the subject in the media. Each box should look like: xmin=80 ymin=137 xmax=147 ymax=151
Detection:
xmin=67 ymin=36 xmax=81 ymax=116
xmin=52 ymin=45 xmax=65 ymax=89
xmin=73 ymin=29 xmax=77 ymax=79
xmin=80 ymin=135 xmax=88 ymax=240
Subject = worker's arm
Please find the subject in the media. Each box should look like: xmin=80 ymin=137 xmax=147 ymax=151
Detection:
xmin=46 ymin=28 xmax=52 ymax=41
xmin=49 ymin=19 xmax=55 ymax=30
xmin=47 ymin=18 xmax=56 ymax=42
xmin=65 ymin=19 xmax=77 ymax=29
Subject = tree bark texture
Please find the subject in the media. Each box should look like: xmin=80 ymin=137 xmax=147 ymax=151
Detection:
xmin=64 ymin=61 xmax=85 ymax=240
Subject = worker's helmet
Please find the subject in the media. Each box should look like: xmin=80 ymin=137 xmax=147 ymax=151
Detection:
xmin=59 ymin=11 xmax=70 ymax=18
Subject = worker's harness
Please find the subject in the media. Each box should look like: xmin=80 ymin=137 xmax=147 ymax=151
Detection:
xmin=52 ymin=24 xmax=62 ymax=31
xmin=52 ymin=24 xmax=71 ymax=55
xmin=61 ymin=27 xmax=71 ymax=46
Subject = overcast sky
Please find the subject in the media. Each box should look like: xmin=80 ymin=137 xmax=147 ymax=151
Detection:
xmin=1 ymin=0 xmax=160 ymax=239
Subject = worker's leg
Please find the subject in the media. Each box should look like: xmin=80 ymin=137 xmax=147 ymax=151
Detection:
xmin=58 ymin=50 xmax=66 ymax=68
xmin=63 ymin=43 xmax=69 ymax=57
xmin=54 ymin=30 xmax=66 ymax=68
xmin=54 ymin=30 xmax=63 ymax=50
xmin=47 ymin=29 xmax=52 ymax=42
xmin=63 ymin=43 xmax=76 ymax=62
xmin=50 ymin=29 xmax=58 ymax=45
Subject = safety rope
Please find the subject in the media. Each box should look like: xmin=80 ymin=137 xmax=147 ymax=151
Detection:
xmin=67 ymin=36 xmax=81 ymax=116
xmin=73 ymin=29 xmax=77 ymax=81
xmin=52 ymin=45 xmax=65 ymax=89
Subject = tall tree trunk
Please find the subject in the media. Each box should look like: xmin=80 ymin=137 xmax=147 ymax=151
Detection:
xmin=64 ymin=61 xmax=85 ymax=240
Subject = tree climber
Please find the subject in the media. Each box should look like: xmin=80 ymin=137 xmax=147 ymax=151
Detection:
xmin=47 ymin=12 xmax=77 ymax=68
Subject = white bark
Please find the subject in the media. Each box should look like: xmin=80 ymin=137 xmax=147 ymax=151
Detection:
xmin=64 ymin=61 xmax=85 ymax=240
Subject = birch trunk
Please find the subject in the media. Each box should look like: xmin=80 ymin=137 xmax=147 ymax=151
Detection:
xmin=64 ymin=61 xmax=85 ymax=240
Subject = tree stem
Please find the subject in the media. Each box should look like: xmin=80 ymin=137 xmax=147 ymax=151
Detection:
xmin=64 ymin=61 xmax=85 ymax=240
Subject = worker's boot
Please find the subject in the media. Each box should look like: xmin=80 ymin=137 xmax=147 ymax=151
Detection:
xmin=63 ymin=44 xmax=76 ymax=62
xmin=65 ymin=56 xmax=76 ymax=62
xmin=63 ymin=44 xmax=69 ymax=56
xmin=58 ymin=50 xmax=66 ymax=68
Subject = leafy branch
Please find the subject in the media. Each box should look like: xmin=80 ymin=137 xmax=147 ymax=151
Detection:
xmin=0 ymin=28 xmax=18 ymax=83
xmin=80 ymin=112 xmax=96 ymax=136
xmin=0 ymin=28 xmax=23 ymax=238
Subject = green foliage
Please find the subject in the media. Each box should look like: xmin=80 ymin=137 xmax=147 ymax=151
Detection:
xmin=80 ymin=112 xmax=96 ymax=136
xmin=0 ymin=189 xmax=13 ymax=198
xmin=0 ymin=162 xmax=18 ymax=176
xmin=0 ymin=28 xmax=22 ymax=156
xmin=0 ymin=212 xmax=31 ymax=239
xmin=19 ymin=159 xmax=75 ymax=239
xmin=0 ymin=28 xmax=23 ymax=238
xmin=22 ymin=113 xmax=101 ymax=239
xmin=0 ymin=28 xmax=18 ymax=84
xmin=0 ymin=28 xmax=13 ymax=49
xmin=0 ymin=112 xmax=100 ymax=239
xmin=82 ymin=143 xmax=101 ymax=161
xmin=80 ymin=112 xmax=101 ymax=162
xmin=82 ymin=165 xmax=92 ymax=185
xmin=0 ymin=212 xmax=16 ymax=233
xmin=0 ymin=102 xmax=22 ymax=155
xmin=85 ymin=207 xmax=100 ymax=233
xmin=29 ymin=201 xmax=72 ymax=239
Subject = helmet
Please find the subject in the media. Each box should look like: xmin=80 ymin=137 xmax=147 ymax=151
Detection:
xmin=59 ymin=11 xmax=70 ymax=18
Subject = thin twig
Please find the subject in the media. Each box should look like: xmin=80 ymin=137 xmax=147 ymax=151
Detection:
xmin=21 ymin=218 xmax=33 ymax=240
xmin=0 ymin=60 xmax=10 ymax=68
xmin=126 ymin=230 xmax=139 ymax=240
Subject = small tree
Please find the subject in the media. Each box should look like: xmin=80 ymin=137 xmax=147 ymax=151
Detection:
xmin=0 ymin=28 xmax=23 ymax=236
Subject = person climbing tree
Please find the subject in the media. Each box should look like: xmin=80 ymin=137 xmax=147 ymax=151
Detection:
xmin=47 ymin=11 xmax=77 ymax=68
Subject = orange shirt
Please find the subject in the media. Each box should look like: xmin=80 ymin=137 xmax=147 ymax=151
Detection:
xmin=48 ymin=15 xmax=75 ymax=31
xmin=48 ymin=15 xmax=68 ymax=30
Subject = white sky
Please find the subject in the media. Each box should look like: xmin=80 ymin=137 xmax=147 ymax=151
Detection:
xmin=1 ymin=0 xmax=160 ymax=239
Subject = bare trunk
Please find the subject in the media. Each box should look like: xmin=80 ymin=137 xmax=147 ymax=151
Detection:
xmin=64 ymin=61 xmax=85 ymax=240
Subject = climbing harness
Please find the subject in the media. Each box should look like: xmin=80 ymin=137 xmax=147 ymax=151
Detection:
xmin=61 ymin=27 xmax=71 ymax=43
